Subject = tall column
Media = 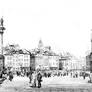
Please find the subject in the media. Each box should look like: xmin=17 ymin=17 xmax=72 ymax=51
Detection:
xmin=89 ymin=29 xmax=92 ymax=83
xmin=0 ymin=30 xmax=3 ymax=54
xmin=0 ymin=17 xmax=5 ymax=71
xmin=91 ymin=29 xmax=92 ymax=53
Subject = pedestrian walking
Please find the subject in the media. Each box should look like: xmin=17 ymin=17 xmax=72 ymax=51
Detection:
xmin=37 ymin=71 xmax=42 ymax=88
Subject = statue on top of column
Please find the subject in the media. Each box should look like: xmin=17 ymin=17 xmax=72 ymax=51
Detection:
xmin=0 ymin=17 xmax=5 ymax=31
xmin=0 ymin=17 xmax=4 ymax=26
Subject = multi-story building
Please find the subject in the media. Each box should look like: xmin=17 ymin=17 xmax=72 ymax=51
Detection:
xmin=86 ymin=53 xmax=92 ymax=71
xmin=59 ymin=57 xmax=68 ymax=70
xmin=59 ymin=55 xmax=86 ymax=71
xmin=35 ymin=54 xmax=49 ymax=70
xmin=35 ymin=54 xmax=59 ymax=70
xmin=34 ymin=39 xmax=59 ymax=70
xmin=4 ymin=53 xmax=30 ymax=71
xmin=30 ymin=54 xmax=35 ymax=70
xmin=0 ymin=55 xmax=5 ymax=71
xmin=49 ymin=55 xmax=59 ymax=70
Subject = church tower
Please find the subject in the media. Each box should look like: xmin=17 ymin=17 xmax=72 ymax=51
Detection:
xmin=38 ymin=39 xmax=43 ymax=49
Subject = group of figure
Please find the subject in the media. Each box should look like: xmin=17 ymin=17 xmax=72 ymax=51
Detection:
xmin=0 ymin=69 xmax=14 ymax=83
xmin=29 ymin=71 xmax=42 ymax=88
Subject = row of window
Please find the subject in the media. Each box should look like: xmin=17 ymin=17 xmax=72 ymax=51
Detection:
xmin=6 ymin=62 xmax=30 ymax=66
xmin=6 ymin=55 xmax=30 ymax=60
xmin=6 ymin=58 xmax=30 ymax=62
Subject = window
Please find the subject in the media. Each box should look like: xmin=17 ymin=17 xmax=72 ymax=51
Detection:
xmin=20 ymin=58 xmax=22 ymax=61
xmin=24 ymin=63 xmax=29 ymax=67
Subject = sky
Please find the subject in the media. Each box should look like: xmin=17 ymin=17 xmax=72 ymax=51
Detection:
xmin=0 ymin=0 xmax=92 ymax=57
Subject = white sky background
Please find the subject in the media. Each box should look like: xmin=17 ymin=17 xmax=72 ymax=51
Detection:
xmin=0 ymin=0 xmax=92 ymax=57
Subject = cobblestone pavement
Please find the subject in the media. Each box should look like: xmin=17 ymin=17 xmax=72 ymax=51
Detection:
xmin=0 ymin=76 xmax=92 ymax=92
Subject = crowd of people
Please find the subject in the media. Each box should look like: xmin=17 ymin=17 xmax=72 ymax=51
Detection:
xmin=0 ymin=68 xmax=43 ymax=88
xmin=0 ymin=68 xmax=91 ymax=88
xmin=42 ymin=70 xmax=90 ymax=80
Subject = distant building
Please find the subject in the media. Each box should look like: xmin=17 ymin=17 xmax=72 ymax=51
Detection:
xmin=35 ymin=54 xmax=49 ymax=70
xmin=34 ymin=39 xmax=59 ymax=70
xmin=38 ymin=39 xmax=44 ymax=49
xmin=49 ymin=55 xmax=59 ymax=70
xmin=59 ymin=55 xmax=86 ymax=71
xmin=30 ymin=54 xmax=35 ymax=70
xmin=0 ymin=55 xmax=5 ymax=71
xmin=86 ymin=54 xmax=92 ymax=71
xmin=86 ymin=31 xmax=92 ymax=72
xmin=59 ymin=57 xmax=67 ymax=70
xmin=35 ymin=54 xmax=59 ymax=70
xmin=5 ymin=53 xmax=30 ymax=71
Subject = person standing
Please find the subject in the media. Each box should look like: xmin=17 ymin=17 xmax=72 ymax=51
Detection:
xmin=29 ymin=71 xmax=33 ymax=83
xmin=9 ymin=71 xmax=13 ymax=81
xmin=83 ymin=72 xmax=86 ymax=79
xmin=37 ymin=72 xmax=42 ymax=88
xmin=31 ymin=71 xmax=37 ymax=87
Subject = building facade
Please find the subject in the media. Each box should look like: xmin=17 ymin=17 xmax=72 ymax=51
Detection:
xmin=5 ymin=53 xmax=30 ymax=71
xmin=59 ymin=56 xmax=86 ymax=71
xmin=35 ymin=54 xmax=49 ymax=70
xmin=49 ymin=55 xmax=59 ymax=70
xmin=86 ymin=54 xmax=92 ymax=71
xmin=34 ymin=39 xmax=59 ymax=70
xmin=35 ymin=54 xmax=59 ymax=70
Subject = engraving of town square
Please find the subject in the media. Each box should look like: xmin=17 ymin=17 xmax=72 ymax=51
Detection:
xmin=0 ymin=0 xmax=92 ymax=92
